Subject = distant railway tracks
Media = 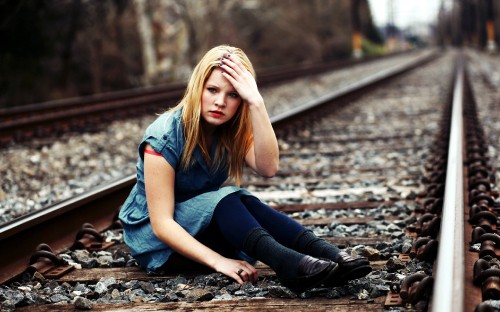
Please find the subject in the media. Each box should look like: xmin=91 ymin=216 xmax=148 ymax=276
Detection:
xmin=0 ymin=54 xmax=400 ymax=146
xmin=1 ymin=49 xmax=499 ymax=311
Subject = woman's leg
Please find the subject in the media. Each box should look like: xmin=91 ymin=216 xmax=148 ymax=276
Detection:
xmin=239 ymin=195 xmax=306 ymax=247
xmin=212 ymin=194 xmax=304 ymax=279
xmin=241 ymin=196 xmax=371 ymax=285
xmin=212 ymin=193 xmax=338 ymax=292
xmin=240 ymin=196 xmax=340 ymax=255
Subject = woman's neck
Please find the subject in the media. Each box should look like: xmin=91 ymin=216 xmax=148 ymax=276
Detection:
xmin=201 ymin=121 xmax=216 ymax=151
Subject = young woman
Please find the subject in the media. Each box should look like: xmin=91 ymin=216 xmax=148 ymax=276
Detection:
xmin=118 ymin=45 xmax=371 ymax=292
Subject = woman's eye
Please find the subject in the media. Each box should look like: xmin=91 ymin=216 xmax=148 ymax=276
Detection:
xmin=207 ymin=87 xmax=216 ymax=93
xmin=229 ymin=92 xmax=239 ymax=98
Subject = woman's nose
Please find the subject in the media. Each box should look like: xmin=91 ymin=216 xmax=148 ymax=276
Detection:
xmin=215 ymin=94 xmax=226 ymax=107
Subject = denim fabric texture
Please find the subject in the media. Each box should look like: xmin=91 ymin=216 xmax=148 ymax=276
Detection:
xmin=118 ymin=109 xmax=251 ymax=272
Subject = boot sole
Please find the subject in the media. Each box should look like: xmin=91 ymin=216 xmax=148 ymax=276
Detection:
xmin=323 ymin=264 xmax=372 ymax=287
xmin=280 ymin=262 xmax=340 ymax=293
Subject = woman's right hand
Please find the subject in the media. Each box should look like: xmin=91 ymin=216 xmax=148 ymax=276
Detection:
xmin=214 ymin=257 xmax=258 ymax=285
xmin=144 ymin=145 xmax=258 ymax=285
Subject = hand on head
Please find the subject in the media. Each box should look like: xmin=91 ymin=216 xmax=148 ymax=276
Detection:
xmin=218 ymin=54 xmax=264 ymax=107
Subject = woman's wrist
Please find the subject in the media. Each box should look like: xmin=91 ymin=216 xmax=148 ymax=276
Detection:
xmin=247 ymin=100 xmax=266 ymax=114
xmin=204 ymin=252 xmax=225 ymax=270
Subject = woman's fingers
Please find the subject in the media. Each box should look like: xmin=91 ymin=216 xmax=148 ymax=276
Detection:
xmin=219 ymin=59 xmax=241 ymax=81
xmin=239 ymin=261 xmax=259 ymax=282
xmin=219 ymin=56 xmax=261 ymax=105
xmin=222 ymin=54 xmax=245 ymax=72
xmin=220 ymin=55 xmax=250 ymax=81
xmin=231 ymin=261 xmax=258 ymax=284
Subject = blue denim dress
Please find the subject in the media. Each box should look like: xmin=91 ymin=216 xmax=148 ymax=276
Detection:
xmin=118 ymin=109 xmax=251 ymax=272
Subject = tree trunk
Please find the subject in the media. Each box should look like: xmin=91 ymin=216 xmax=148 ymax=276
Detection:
xmin=134 ymin=0 xmax=157 ymax=86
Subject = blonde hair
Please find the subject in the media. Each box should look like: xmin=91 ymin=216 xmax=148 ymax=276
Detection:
xmin=169 ymin=45 xmax=255 ymax=185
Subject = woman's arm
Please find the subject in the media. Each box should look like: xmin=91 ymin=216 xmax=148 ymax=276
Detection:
xmin=220 ymin=55 xmax=279 ymax=177
xmin=244 ymin=102 xmax=279 ymax=177
xmin=143 ymin=145 xmax=257 ymax=284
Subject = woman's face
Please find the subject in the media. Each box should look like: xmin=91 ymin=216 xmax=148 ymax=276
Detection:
xmin=200 ymin=68 xmax=242 ymax=129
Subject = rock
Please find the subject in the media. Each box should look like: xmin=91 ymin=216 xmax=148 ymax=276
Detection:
xmin=401 ymin=240 xmax=413 ymax=254
xmin=111 ymin=257 xmax=126 ymax=267
xmin=353 ymin=245 xmax=380 ymax=261
xmin=93 ymin=277 xmax=117 ymax=295
xmin=31 ymin=271 xmax=45 ymax=283
xmin=72 ymin=250 xmax=97 ymax=268
xmin=160 ymin=292 xmax=179 ymax=302
xmin=214 ymin=293 xmax=233 ymax=300
xmin=370 ymin=284 xmax=390 ymax=297
xmin=127 ymin=289 xmax=146 ymax=303
xmin=50 ymin=293 xmax=70 ymax=303
xmin=386 ymin=223 xmax=402 ymax=232
xmin=2 ymin=289 xmax=24 ymax=306
xmin=185 ymin=288 xmax=214 ymax=302
xmin=111 ymin=289 xmax=122 ymax=300
xmin=225 ymin=283 xmax=240 ymax=294
xmin=240 ymin=282 xmax=261 ymax=296
xmin=138 ymin=281 xmax=155 ymax=294
xmin=169 ymin=277 xmax=188 ymax=288
xmin=74 ymin=296 xmax=93 ymax=310
xmin=96 ymin=255 xmax=113 ymax=267
xmin=385 ymin=257 xmax=407 ymax=273
xmin=72 ymin=283 xmax=92 ymax=296
xmin=325 ymin=289 xmax=342 ymax=299
xmin=267 ymin=286 xmax=297 ymax=299
xmin=357 ymin=289 xmax=370 ymax=300
xmin=0 ymin=300 xmax=16 ymax=312
xmin=45 ymin=280 xmax=59 ymax=290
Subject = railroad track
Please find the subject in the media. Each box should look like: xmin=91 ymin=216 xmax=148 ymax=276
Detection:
xmin=1 ymin=49 xmax=498 ymax=311
xmin=0 ymin=54 xmax=404 ymax=147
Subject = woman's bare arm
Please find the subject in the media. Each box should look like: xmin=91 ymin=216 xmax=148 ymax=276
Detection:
xmin=143 ymin=145 xmax=257 ymax=284
xmin=220 ymin=55 xmax=279 ymax=177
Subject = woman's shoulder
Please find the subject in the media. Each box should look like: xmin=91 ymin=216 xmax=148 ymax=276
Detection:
xmin=137 ymin=109 xmax=184 ymax=164
xmin=144 ymin=109 xmax=183 ymax=140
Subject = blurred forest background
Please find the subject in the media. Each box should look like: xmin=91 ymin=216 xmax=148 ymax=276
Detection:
xmin=2 ymin=0 xmax=500 ymax=108
xmin=1 ymin=0 xmax=387 ymax=107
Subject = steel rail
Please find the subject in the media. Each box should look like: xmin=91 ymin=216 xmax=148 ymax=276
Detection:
xmin=0 ymin=52 xmax=416 ymax=146
xmin=0 ymin=50 xmax=438 ymax=285
xmin=431 ymin=54 xmax=465 ymax=312
xmin=0 ymin=54 xmax=403 ymax=121
xmin=0 ymin=176 xmax=135 ymax=284
xmin=270 ymin=50 xmax=437 ymax=125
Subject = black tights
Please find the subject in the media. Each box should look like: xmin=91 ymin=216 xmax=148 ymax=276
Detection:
xmin=210 ymin=194 xmax=305 ymax=250
xmin=162 ymin=194 xmax=340 ymax=273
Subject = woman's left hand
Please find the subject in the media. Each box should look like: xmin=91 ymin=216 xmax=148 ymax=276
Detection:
xmin=221 ymin=53 xmax=279 ymax=178
xmin=219 ymin=55 xmax=263 ymax=107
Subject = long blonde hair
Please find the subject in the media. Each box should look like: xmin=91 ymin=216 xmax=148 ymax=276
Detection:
xmin=170 ymin=45 xmax=255 ymax=185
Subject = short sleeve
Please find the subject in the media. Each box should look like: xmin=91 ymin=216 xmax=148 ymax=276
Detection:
xmin=137 ymin=110 xmax=184 ymax=170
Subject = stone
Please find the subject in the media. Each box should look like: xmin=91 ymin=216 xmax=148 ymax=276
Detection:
xmin=31 ymin=271 xmax=45 ymax=283
xmin=267 ymin=286 xmax=297 ymax=299
xmin=111 ymin=288 xmax=122 ymax=300
xmin=50 ymin=293 xmax=70 ymax=303
xmin=74 ymin=296 xmax=93 ymax=310
xmin=138 ymin=281 xmax=155 ymax=294
xmin=72 ymin=250 xmax=97 ymax=268
xmin=0 ymin=300 xmax=16 ymax=312
xmin=185 ymin=288 xmax=214 ymax=302
xmin=385 ymin=257 xmax=407 ymax=273
xmin=160 ymin=292 xmax=179 ymax=302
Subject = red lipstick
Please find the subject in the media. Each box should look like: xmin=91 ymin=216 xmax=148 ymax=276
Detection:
xmin=209 ymin=111 xmax=224 ymax=118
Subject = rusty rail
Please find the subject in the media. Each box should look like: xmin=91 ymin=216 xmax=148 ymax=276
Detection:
xmin=0 ymin=176 xmax=134 ymax=284
xmin=431 ymin=53 xmax=465 ymax=312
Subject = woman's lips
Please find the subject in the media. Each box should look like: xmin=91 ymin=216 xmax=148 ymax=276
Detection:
xmin=209 ymin=111 xmax=224 ymax=118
